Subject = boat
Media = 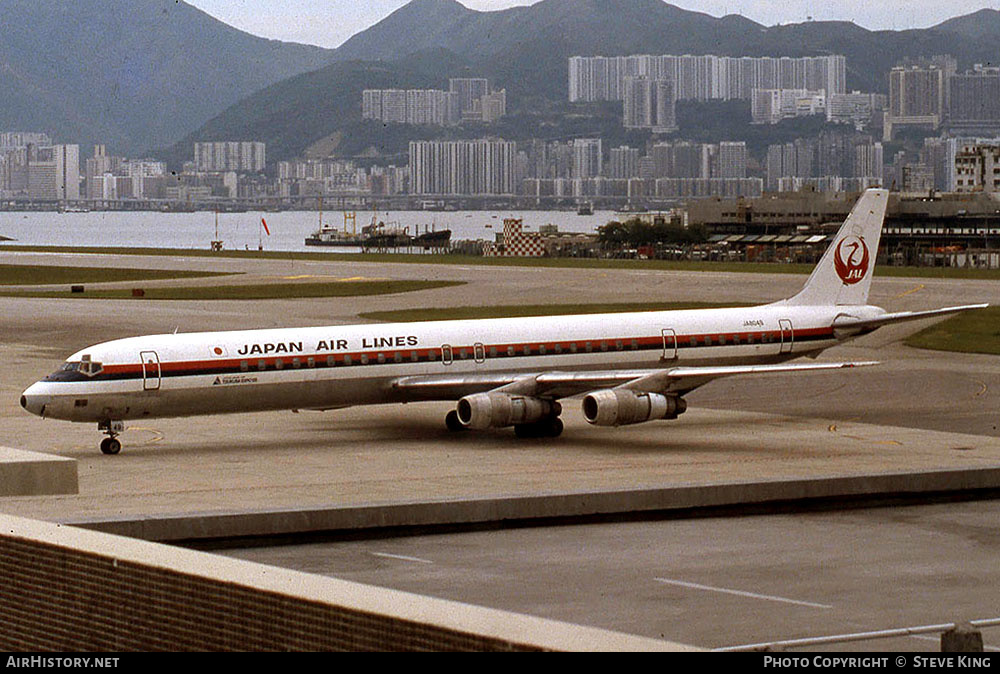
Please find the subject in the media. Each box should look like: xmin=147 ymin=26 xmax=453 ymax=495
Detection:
xmin=413 ymin=228 xmax=452 ymax=249
xmin=304 ymin=223 xmax=365 ymax=246
xmin=577 ymin=202 xmax=594 ymax=215
xmin=305 ymin=202 xmax=365 ymax=246
xmin=360 ymin=222 xmax=412 ymax=250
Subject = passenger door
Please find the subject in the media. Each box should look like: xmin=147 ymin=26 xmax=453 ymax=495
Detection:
xmin=140 ymin=351 xmax=161 ymax=391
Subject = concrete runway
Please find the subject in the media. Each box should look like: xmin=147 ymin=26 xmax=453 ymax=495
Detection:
xmin=2 ymin=249 xmax=999 ymax=650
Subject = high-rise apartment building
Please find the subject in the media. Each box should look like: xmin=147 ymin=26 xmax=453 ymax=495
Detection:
xmin=766 ymin=133 xmax=882 ymax=191
xmin=716 ymin=142 xmax=748 ymax=179
xmin=569 ymin=54 xmax=846 ymax=103
xmin=25 ymin=144 xmax=79 ymax=201
xmin=885 ymin=65 xmax=947 ymax=140
xmin=949 ymin=65 xmax=1000 ymax=135
xmin=571 ymin=138 xmax=603 ymax=179
xmin=480 ymin=90 xmax=507 ymax=124
xmin=449 ymin=78 xmax=490 ymax=121
xmin=193 ymin=142 xmax=266 ymax=172
xmin=955 ymin=143 xmax=1000 ymax=194
xmin=362 ymin=89 xmax=461 ymax=126
xmin=609 ymin=146 xmax=640 ymax=179
xmin=0 ymin=132 xmax=51 ymax=150
xmin=409 ymin=138 xmax=516 ymax=195
xmin=622 ymin=77 xmax=676 ymax=132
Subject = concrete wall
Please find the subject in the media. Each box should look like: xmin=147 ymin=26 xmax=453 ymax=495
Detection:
xmin=0 ymin=515 xmax=689 ymax=651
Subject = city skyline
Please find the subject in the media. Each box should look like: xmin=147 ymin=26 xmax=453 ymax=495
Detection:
xmin=187 ymin=0 xmax=1000 ymax=50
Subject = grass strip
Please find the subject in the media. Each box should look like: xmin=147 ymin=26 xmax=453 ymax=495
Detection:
xmin=4 ymin=244 xmax=1000 ymax=280
xmin=360 ymin=302 xmax=740 ymax=323
xmin=0 ymin=263 xmax=231 ymax=286
xmin=0 ymin=280 xmax=463 ymax=300
xmin=903 ymin=306 xmax=1000 ymax=356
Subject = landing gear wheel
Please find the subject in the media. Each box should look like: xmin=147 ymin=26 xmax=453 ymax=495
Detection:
xmin=100 ymin=437 xmax=122 ymax=455
xmin=445 ymin=410 xmax=466 ymax=432
xmin=514 ymin=417 xmax=564 ymax=439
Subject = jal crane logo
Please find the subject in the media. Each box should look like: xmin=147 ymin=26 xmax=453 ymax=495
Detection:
xmin=833 ymin=236 xmax=870 ymax=285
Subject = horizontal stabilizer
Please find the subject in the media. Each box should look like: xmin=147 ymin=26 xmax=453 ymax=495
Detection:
xmin=833 ymin=303 xmax=988 ymax=337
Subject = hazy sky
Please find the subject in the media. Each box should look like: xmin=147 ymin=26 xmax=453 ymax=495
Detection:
xmin=187 ymin=0 xmax=1000 ymax=49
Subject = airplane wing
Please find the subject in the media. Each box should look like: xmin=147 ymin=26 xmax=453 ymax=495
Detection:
xmin=391 ymin=360 xmax=878 ymax=401
xmin=833 ymin=303 xmax=988 ymax=338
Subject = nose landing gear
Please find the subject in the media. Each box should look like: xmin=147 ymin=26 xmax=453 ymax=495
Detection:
xmin=98 ymin=420 xmax=124 ymax=455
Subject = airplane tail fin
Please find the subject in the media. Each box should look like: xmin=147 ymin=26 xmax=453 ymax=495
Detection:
xmin=784 ymin=188 xmax=889 ymax=307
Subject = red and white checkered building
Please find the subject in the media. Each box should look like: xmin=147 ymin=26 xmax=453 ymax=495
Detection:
xmin=483 ymin=218 xmax=546 ymax=257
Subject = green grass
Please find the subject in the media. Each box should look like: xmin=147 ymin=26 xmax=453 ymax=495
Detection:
xmin=5 ymin=244 xmax=1000 ymax=280
xmin=0 ymin=263 xmax=231 ymax=285
xmin=904 ymin=306 xmax=1000 ymax=356
xmin=0 ymin=280 xmax=464 ymax=301
xmin=361 ymin=302 xmax=741 ymax=323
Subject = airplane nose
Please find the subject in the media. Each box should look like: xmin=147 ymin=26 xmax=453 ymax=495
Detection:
xmin=20 ymin=383 xmax=50 ymax=418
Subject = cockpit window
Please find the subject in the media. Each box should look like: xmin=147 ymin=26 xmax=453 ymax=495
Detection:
xmin=63 ymin=356 xmax=103 ymax=377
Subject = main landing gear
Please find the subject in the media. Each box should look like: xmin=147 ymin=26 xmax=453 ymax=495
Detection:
xmin=514 ymin=416 xmax=564 ymax=439
xmin=98 ymin=420 xmax=124 ymax=455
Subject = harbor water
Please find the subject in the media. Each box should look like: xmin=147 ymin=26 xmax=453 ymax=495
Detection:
xmin=0 ymin=209 xmax=618 ymax=253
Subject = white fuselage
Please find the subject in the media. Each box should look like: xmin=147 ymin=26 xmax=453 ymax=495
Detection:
xmin=20 ymin=302 xmax=877 ymax=424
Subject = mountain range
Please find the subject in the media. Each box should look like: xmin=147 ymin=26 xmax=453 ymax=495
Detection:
xmin=0 ymin=0 xmax=336 ymax=155
xmin=2 ymin=0 xmax=999 ymax=162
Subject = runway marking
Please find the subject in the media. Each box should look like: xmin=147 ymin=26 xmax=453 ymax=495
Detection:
xmin=124 ymin=426 xmax=164 ymax=446
xmin=371 ymin=552 xmax=434 ymax=565
xmin=892 ymin=284 xmax=925 ymax=300
xmin=654 ymin=577 xmax=832 ymax=609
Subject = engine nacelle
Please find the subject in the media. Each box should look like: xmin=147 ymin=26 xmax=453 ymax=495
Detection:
xmin=581 ymin=389 xmax=686 ymax=427
xmin=456 ymin=393 xmax=561 ymax=430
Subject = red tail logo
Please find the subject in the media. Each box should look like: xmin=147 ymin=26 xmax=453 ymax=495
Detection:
xmin=834 ymin=236 xmax=869 ymax=285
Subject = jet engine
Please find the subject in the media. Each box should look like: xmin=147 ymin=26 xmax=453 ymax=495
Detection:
xmin=581 ymin=389 xmax=687 ymax=427
xmin=456 ymin=393 xmax=561 ymax=430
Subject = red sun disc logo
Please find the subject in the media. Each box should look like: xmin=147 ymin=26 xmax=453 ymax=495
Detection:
xmin=833 ymin=236 xmax=870 ymax=285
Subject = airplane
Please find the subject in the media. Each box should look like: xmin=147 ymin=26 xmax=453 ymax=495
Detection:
xmin=19 ymin=189 xmax=987 ymax=454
